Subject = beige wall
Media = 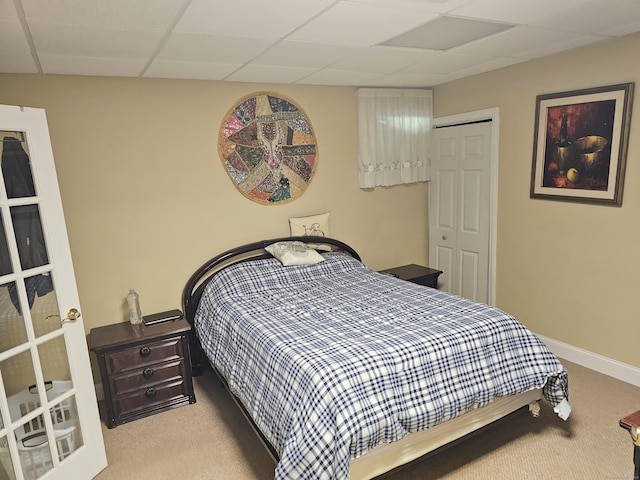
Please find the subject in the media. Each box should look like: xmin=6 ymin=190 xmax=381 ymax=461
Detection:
xmin=433 ymin=32 xmax=640 ymax=368
xmin=1 ymin=31 xmax=639 ymax=373
xmin=0 ymin=76 xmax=428 ymax=335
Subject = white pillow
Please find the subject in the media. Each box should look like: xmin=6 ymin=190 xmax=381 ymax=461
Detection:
xmin=265 ymin=241 xmax=325 ymax=266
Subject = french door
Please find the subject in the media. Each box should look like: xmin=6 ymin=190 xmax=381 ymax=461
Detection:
xmin=0 ymin=105 xmax=106 ymax=479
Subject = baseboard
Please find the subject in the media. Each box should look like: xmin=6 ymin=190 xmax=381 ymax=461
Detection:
xmin=537 ymin=334 xmax=640 ymax=387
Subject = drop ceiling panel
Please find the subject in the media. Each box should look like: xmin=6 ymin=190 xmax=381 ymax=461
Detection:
xmin=252 ymin=40 xmax=361 ymax=68
xmin=1 ymin=20 xmax=31 ymax=55
xmin=226 ymin=64 xmax=320 ymax=84
xmin=454 ymin=26 xmax=602 ymax=58
xmin=145 ymin=60 xmax=240 ymax=80
xmin=288 ymin=2 xmax=439 ymax=46
xmin=449 ymin=0 xmax=595 ymax=24
xmin=403 ymin=51 xmax=499 ymax=75
xmin=39 ymin=54 xmax=147 ymax=76
xmin=351 ymin=0 xmax=472 ymax=12
xmin=29 ymin=23 xmax=165 ymax=57
xmin=0 ymin=54 xmax=38 ymax=73
xmin=359 ymin=72 xmax=449 ymax=88
xmin=514 ymin=32 xmax=605 ymax=59
xmin=300 ymin=68 xmax=385 ymax=86
xmin=330 ymin=45 xmax=440 ymax=74
xmin=533 ymin=0 xmax=640 ymax=36
xmin=0 ymin=1 xmax=19 ymax=19
xmin=159 ymin=33 xmax=272 ymax=63
xmin=176 ymin=0 xmax=333 ymax=37
xmin=450 ymin=56 xmax=525 ymax=76
xmin=20 ymin=0 xmax=185 ymax=29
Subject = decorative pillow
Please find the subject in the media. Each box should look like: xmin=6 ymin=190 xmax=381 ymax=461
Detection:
xmin=289 ymin=213 xmax=330 ymax=250
xmin=265 ymin=241 xmax=325 ymax=266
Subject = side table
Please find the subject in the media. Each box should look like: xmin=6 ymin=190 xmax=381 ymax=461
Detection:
xmin=90 ymin=317 xmax=196 ymax=428
xmin=379 ymin=264 xmax=443 ymax=289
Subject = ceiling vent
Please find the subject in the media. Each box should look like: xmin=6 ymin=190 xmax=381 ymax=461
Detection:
xmin=382 ymin=16 xmax=514 ymax=50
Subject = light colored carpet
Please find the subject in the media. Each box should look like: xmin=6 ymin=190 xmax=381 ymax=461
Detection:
xmin=94 ymin=359 xmax=640 ymax=479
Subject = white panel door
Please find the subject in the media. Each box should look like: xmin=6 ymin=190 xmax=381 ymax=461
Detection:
xmin=429 ymin=122 xmax=492 ymax=303
xmin=0 ymin=105 xmax=107 ymax=480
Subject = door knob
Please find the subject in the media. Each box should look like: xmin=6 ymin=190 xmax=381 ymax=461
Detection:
xmin=65 ymin=308 xmax=81 ymax=322
xmin=442 ymin=235 xmax=447 ymax=240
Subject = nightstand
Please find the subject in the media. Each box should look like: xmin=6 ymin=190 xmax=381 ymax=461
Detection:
xmin=379 ymin=264 xmax=443 ymax=289
xmin=89 ymin=317 xmax=196 ymax=429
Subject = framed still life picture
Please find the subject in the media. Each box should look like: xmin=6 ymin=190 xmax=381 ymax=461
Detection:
xmin=530 ymin=83 xmax=634 ymax=205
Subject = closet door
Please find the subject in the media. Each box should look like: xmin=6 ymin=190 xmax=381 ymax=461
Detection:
xmin=0 ymin=105 xmax=106 ymax=480
xmin=429 ymin=122 xmax=492 ymax=303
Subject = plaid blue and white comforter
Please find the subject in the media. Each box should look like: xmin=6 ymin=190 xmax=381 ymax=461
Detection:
xmin=194 ymin=253 xmax=569 ymax=480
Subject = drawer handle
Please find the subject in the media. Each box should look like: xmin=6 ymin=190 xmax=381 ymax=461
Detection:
xmin=139 ymin=346 xmax=151 ymax=357
xmin=145 ymin=387 xmax=157 ymax=398
xmin=142 ymin=367 xmax=154 ymax=378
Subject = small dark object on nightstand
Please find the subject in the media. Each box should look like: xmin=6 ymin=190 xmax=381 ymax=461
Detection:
xmin=143 ymin=309 xmax=183 ymax=326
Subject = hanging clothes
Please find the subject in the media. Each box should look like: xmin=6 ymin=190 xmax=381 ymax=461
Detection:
xmin=2 ymin=136 xmax=36 ymax=198
xmin=1 ymin=136 xmax=53 ymax=313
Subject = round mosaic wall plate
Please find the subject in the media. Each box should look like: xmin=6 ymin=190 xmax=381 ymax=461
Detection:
xmin=219 ymin=92 xmax=318 ymax=205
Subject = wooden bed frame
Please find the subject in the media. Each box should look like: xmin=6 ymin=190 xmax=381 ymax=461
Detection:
xmin=181 ymin=236 xmax=541 ymax=478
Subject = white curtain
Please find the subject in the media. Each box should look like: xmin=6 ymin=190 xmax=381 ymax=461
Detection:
xmin=357 ymin=88 xmax=432 ymax=188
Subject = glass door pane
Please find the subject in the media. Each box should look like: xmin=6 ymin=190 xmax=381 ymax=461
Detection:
xmin=0 ymin=131 xmax=83 ymax=480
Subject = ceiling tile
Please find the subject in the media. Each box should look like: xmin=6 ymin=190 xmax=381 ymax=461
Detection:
xmin=0 ymin=0 xmax=19 ymax=20
xmin=145 ymin=60 xmax=240 ymax=80
xmin=21 ymin=0 xmax=185 ymax=29
xmin=176 ymin=0 xmax=333 ymax=37
xmin=299 ymin=68 xmax=384 ymax=86
xmin=253 ymin=40 xmax=361 ymax=68
xmin=513 ymin=32 xmax=605 ymax=59
xmin=0 ymin=20 xmax=31 ymax=55
xmin=29 ymin=22 xmax=165 ymax=57
xmin=226 ymin=64 xmax=319 ymax=84
xmin=533 ymin=0 xmax=640 ymax=37
xmin=38 ymin=54 xmax=147 ymax=76
xmin=348 ymin=0 xmax=474 ymax=13
xmin=450 ymin=56 xmax=525 ymax=76
xmin=449 ymin=0 xmax=594 ymax=24
xmin=330 ymin=45 xmax=440 ymax=74
xmin=357 ymin=71 xmax=448 ymax=87
xmin=0 ymin=54 xmax=38 ymax=73
xmin=403 ymin=51 xmax=498 ymax=75
xmin=454 ymin=26 xmax=602 ymax=58
xmin=160 ymin=33 xmax=273 ymax=63
xmin=288 ymin=1 xmax=440 ymax=47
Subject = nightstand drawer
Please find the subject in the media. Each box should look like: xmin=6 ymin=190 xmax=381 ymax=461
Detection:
xmin=106 ymin=336 xmax=184 ymax=374
xmin=114 ymin=378 xmax=188 ymax=417
xmin=90 ymin=318 xmax=196 ymax=428
xmin=111 ymin=359 xmax=186 ymax=396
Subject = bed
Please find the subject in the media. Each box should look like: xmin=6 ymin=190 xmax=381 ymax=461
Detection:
xmin=182 ymin=237 xmax=570 ymax=479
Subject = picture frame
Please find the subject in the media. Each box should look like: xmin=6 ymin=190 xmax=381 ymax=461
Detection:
xmin=530 ymin=82 xmax=634 ymax=205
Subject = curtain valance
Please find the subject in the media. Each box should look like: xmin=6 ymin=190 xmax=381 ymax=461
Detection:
xmin=357 ymin=88 xmax=432 ymax=188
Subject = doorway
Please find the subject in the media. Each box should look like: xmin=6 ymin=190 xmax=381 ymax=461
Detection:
xmin=429 ymin=108 xmax=499 ymax=305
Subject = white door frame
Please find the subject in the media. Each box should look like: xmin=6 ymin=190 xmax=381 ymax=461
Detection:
xmin=432 ymin=107 xmax=499 ymax=305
